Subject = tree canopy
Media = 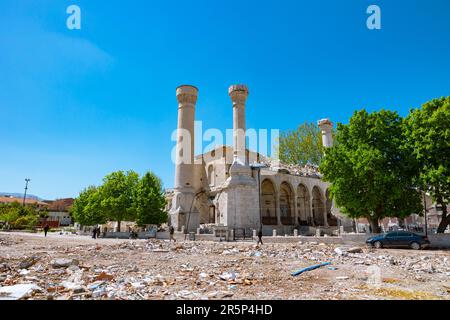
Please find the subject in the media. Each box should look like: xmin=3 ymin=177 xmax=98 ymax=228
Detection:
xmin=320 ymin=109 xmax=422 ymax=232
xmin=134 ymin=172 xmax=167 ymax=226
xmin=71 ymin=186 xmax=106 ymax=226
xmin=0 ymin=202 xmax=45 ymax=230
xmin=404 ymin=97 xmax=450 ymax=233
xmin=99 ymin=170 xmax=139 ymax=231
xmin=71 ymin=170 xmax=168 ymax=230
xmin=279 ymin=122 xmax=324 ymax=166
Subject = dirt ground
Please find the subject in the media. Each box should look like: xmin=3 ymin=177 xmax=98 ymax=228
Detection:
xmin=0 ymin=231 xmax=449 ymax=300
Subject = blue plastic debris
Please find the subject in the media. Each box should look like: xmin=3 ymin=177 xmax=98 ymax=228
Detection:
xmin=291 ymin=262 xmax=332 ymax=276
xmin=327 ymin=266 xmax=338 ymax=270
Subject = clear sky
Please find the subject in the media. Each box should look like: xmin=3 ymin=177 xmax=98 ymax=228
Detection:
xmin=1 ymin=0 xmax=450 ymax=199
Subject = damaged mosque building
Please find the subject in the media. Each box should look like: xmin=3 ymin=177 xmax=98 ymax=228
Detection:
xmin=167 ymin=84 xmax=353 ymax=237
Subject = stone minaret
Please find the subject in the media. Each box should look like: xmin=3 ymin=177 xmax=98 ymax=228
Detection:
xmin=174 ymin=85 xmax=198 ymax=189
xmin=318 ymin=118 xmax=333 ymax=148
xmin=229 ymin=84 xmax=248 ymax=166
xmin=227 ymin=85 xmax=254 ymax=185
xmin=170 ymin=85 xmax=199 ymax=231
xmin=220 ymin=84 xmax=258 ymax=231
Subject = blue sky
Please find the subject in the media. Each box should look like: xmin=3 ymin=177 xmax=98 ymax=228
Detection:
xmin=1 ymin=0 xmax=450 ymax=199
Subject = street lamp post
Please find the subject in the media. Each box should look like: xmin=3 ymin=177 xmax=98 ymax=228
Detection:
xmin=23 ymin=179 xmax=31 ymax=206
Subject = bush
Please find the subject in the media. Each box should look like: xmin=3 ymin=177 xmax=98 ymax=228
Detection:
xmin=11 ymin=215 xmax=39 ymax=230
xmin=0 ymin=210 xmax=20 ymax=224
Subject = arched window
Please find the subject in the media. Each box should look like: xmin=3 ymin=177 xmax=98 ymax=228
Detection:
xmin=280 ymin=182 xmax=294 ymax=225
xmin=207 ymin=165 xmax=214 ymax=186
xmin=261 ymin=179 xmax=277 ymax=225
xmin=312 ymin=186 xmax=325 ymax=226
xmin=297 ymin=184 xmax=310 ymax=225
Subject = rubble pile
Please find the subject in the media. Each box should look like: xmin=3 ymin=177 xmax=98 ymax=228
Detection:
xmin=0 ymin=233 xmax=449 ymax=300
xmin=259 ymin=156 xmax=321 ymax=177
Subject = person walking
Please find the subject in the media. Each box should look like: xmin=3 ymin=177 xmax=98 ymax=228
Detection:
xmin=169 ymin=225 xmax=176 ymax=242
xmin=257 ymin=229 xmax=263 ymax=245
xmin=92 ymin=227 xmax=97 ymax=239
xmin=43 ymin=224 xmax=50 ymax=237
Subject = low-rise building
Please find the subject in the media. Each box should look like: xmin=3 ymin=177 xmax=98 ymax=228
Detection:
xmin=44 ymin=198 xmax=74 ymax=226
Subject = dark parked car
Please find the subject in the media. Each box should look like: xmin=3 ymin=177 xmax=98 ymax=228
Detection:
xmin=366 ymin=231 xmax=430 ymax=250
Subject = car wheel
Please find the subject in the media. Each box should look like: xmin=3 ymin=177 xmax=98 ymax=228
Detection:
xmin=374 ymin=241 xmax=382 ymax=249
xmin=410 ymin=242 xmax=421 ymax=250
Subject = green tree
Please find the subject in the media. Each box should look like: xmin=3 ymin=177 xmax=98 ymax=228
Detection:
xmin=320 ymin=109 xmax=422 ymax=233
xmin=279 ymin=122 xmax=324 ymax=166
xmin=71 ymin=186 xmax=106 ymax=226
xmin=404 ymin=97 xmax=450 ymax=233
xmin=99 ymin=170 xmax=139 ymax=231
xmin=0 ymin=202 xmax=41 ymax=230
xmin=134 ymin=171 xmax=168 ymax=226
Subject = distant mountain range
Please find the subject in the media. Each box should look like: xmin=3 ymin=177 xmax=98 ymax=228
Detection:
xmin=0 ymin=192 xmax=43 ymax=201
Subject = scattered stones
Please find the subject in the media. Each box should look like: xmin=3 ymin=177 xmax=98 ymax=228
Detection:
xmin=1 ymin=233 xmax=449 ymax=300
xmin=95 ymin=272 xmax=114 ymax=282
xmin=334 ymin=248 xmax=347 ymax=256
xmin=51 ymin=258 xmax=79 ymax=268
xmin=129 ymin=266 xmax=139 ymax=272
xmin=88 ymin=281 xmax=104 ymax=291
xmin=0 ymin=263 xmax=11 ymax=272
xmin=72 ymin=286 xmax=85 ymax=294
xmin=19 ymin=269 xmax=31 ymax=276
xmin=347 ymin=247 xmax=363 ymax=254
xmin=389 ymin=258 xmax=397 ymax=265
xmin=18 ymin=256 xmax=40 ymax=269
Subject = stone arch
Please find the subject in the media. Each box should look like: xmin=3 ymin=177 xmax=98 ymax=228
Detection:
xmin=261 ymin=179 xmax=277 ymax=225
xmin=280 ymin=181 xmax=294 ymax=225
xmin=207 ymin=164 xmax=214 ymax=186
xmin=312 ymin=186 xmax=325 ymax=226
xmin=297 ymin=184 xmax=310 ymax=225
xmin=326 ymin=189 xmax=338 ymax=226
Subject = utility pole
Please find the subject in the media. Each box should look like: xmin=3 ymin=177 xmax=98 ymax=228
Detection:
xmin=22 ymin=178 xmax=31 ymax=206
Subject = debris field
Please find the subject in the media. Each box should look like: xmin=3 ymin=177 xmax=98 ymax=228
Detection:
xmin=0 ymin=232 xmax=449 ymax=300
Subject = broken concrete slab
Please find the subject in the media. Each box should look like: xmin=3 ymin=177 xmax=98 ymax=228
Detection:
xmin=0 ymin=283 xmax=41 ymax=300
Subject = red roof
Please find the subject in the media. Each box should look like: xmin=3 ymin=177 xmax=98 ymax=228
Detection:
xmin=0 ymin=196 xmax=48 ymax=206
xmin=45 ymin=198 xmax=74 ymax=212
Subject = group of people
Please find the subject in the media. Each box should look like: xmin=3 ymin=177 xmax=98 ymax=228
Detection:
xmin=42 ymin=222 xmax=264 ymax=244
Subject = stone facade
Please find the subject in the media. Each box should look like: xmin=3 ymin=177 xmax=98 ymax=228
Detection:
xmin=168 ymin=84 xmax=352 ymax=235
